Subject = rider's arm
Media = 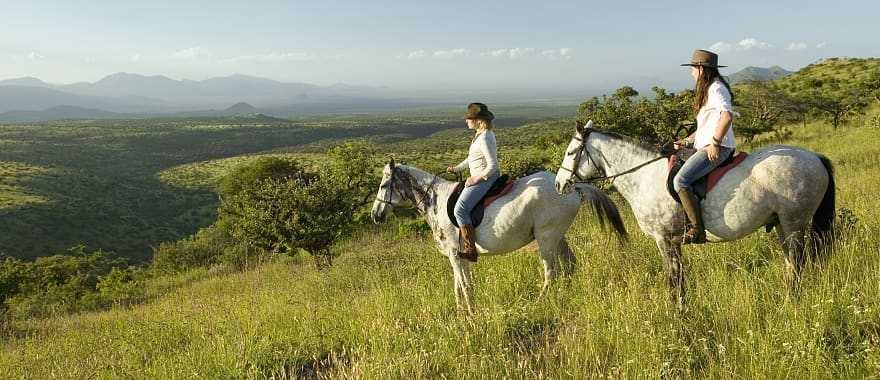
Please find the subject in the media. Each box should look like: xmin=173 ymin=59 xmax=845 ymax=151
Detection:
xmin=711 ymin=83 xmax=734 ymax=146
xmin=453 ymin=157 xmax=468 ymax=173
xmin=713 ymin=111 xmax=733 ymax=146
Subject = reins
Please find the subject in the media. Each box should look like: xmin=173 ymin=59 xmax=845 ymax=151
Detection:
xmin=560 ymin=128 xmax=668 ymax=185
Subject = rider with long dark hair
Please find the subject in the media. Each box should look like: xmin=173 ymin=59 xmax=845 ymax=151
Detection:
xmin=672 ymin=49 xmax=736 ymax=244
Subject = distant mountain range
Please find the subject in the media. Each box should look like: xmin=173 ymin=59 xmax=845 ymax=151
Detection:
xmin=0 ymin=73 xmax=404 ymax=122
xmin=727 ymin=66 xmax=794 ymax=84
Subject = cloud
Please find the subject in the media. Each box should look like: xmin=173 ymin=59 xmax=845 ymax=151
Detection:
xmin=130 ymin=53 xmax=142 ymax=62
xmin=541 ymin=48 xmax=573 ymax=60
xmin=737 ymin=38 xmax=772 ymax=50
xmin=785 ymin=42 xmax=808 ymax=51
xmin=171 ymin=47 xmax=210 ymax=60
xmin=816 ymin=42 xmax=828 ymax=48
xmin=405 ymin=50 xmax=427 ymax=59
xmin=27 ymin=51 xmax=44 ymax=60
xmin=432 ymin=48 xmax=469 ymax=59
xmin=708 ymin=41 xmax=734 ymax=53
xmin=708 ymin=38 xmax=772 ymax=53
xmin=223 ymin=51 xmax=325 ymax=63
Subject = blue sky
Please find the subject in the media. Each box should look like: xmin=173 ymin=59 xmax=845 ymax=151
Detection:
xmin=2 ymin=0 xmax=878 ymax=94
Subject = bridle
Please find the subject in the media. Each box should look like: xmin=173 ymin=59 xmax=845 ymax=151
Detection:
xmin=558 ymin=128 xmax=604 ymax=183
xmin=374 ymin=164 xmax=439 ymax=214
xmin=559 ymin=127 xmax=668 ymax=187
xmin=375 ymin=171 xmax=395 ymax=206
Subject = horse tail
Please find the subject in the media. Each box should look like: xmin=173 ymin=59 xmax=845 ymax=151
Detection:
xmin=811 ymin=154 xmax=835 ymax=259
xmin=574 ymin=184 xmax=628 ymax=242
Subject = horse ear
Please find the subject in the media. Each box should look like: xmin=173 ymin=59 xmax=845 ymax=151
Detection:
xmin=388 ymin=156 xmax=395 ymax=168
xmin=585 ymin=120 xmax=594 ymax=130
xmin=575 ymin=120 xmax=584 ymax=134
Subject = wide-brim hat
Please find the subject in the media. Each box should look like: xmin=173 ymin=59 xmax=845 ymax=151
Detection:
xmin=464 ymin=102 xmax=494 ymax=121
xmin=681 ymin=49 xmax=727 ymax=68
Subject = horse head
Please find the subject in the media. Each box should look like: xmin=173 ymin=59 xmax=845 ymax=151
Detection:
xmin=371 ymin=158 xmax=402 ymax=224
xmin=555 ymin=120 xmax=602 ymax=194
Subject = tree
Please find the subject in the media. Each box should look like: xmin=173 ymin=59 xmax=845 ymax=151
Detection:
xmin=861 ymin=70 xmax=880 ymax=104
xmin=805 ymin=78 xmax=869 ymax=129
xmin=735 ymin=81 xmax=795 ymax=142
xmin=220 ymin=170 xmax=371 ymax=268
xmin=577 ymin=85 xmax=693 ymax=144
xmin=217 ymin=144 xmax=380 ymax=268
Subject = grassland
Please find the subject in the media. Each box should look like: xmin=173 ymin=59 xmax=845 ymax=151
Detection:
xmin=1 ymin=107 xmax=878 ymax=378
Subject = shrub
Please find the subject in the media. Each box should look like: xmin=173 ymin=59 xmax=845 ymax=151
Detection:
xmin=501 ymin=151 xmax=547 ymax=178
xmin=1 ymin=246 xmax=138 ymax=319
xmin=151 ymin=226 xmax=233 ymax=274
xmin=97 ymin=267 xmax=147 ymax=306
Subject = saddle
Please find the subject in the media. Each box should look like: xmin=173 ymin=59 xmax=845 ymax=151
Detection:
xmin=666 ymin=148 xmax=748 ymax=203
xmin=447 ymin=174 xmax=514 ymax=228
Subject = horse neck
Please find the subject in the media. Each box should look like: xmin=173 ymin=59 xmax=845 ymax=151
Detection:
xmin=398 ymin=165 xmax=451 ymax=192
xmin=589 ymin=133 xmax=668 ymax=203
xmin=397 ymin=165 xmax=454 ymax=208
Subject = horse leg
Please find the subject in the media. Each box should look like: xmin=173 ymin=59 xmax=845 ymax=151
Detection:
xmin=558 ymin=238 xmax=577 ymax=278
xmin=536 ymin=234 xmax=562 ymax=299
xmin=777 ymin=220 xmax=807 ymax=291
xmin=448 ymin=253 xmax=475 ymax=313
xmin=656 ymin=238 xmax=686 ymax=312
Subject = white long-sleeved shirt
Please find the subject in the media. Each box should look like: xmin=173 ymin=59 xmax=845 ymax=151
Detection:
xmin=453 ymin=130 xmax=499 ymax=179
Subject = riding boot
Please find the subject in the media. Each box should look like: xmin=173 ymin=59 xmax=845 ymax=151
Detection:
xmin=674 ymin=188 xmax=707 ymax=244
xmin=458 ymin=224 xmax=479 ymax=262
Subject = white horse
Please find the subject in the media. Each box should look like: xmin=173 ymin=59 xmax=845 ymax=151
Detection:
xmin=555 ymin=121 xmax=835 ymax=309
xmin=371 ymin=159 xmax=627 ymax=312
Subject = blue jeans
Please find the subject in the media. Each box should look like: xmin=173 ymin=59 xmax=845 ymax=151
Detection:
xmin=673 ymin=146 xmax=733 ymax=192
xmin=454 ymin=172 xmax=500 ymax=226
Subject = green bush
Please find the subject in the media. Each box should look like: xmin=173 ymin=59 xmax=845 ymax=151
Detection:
xmin=97 ymin=267 xmax=147 ymax=306
xmin=151 ymin=226 xmax=233 ymax=274
xmin=217 ymin=143 xmax=380 ymax=268
xmin=501 ymin=151 xmax=547 ymax=178
xmin=0 ymin=246 xmax=139 ymax=319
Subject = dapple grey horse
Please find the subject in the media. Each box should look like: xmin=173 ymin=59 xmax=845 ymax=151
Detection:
xmin=555 ymin=121 xmax=835 ymax=309
xmin=372 ymin=159 xmax=627 ymax=312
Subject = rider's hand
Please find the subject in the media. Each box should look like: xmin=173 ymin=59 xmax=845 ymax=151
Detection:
xmin=446 ymin=166 xmax=456 ymax=173
xmin=673 ymin=140 xmax=688 ymax=150
xmin=465 ymin=175 xmax=481 ymax=187
xmin=706 ymin=144 xmax=720 ymax=161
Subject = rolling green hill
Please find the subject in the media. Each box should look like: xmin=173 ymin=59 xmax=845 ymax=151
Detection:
xmin=2 ymin=114 xmax=879 ymax=377
xmin=776 ymin=57 xmax=880 ymax=97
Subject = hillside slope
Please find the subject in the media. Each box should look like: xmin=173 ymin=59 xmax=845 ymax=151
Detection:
xmin=3 ymin=118 xmax=879 ymax=378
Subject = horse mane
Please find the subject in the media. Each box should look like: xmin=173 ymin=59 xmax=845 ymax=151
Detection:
xmin=595 ymin=130 xmax=663 ymax=154
xmin=391 ymin=166 xmax=436 ymax=213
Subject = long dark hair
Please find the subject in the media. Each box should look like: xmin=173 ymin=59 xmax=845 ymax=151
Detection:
xmin=693 ymin=66 xmax=733 ymax=116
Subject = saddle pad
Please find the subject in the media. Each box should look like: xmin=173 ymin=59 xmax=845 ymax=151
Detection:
xmin=447 ymin=174 xmax=513 ymax=228
xmin=666 ymin=151 xmax=747 ymax=203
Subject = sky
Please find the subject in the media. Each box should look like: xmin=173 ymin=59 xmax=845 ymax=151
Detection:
xmin=2 ymin=0 xmax=878 ymax=95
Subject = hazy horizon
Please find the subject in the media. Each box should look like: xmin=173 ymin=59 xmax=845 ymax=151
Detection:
xmin=4 ymin=0 xmax=879 ymax=96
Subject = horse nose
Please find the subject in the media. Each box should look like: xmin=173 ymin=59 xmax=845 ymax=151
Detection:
xmin=555 ymin=181 xmax=563 ymax=194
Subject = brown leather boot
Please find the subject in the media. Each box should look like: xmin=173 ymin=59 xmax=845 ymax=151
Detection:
xmin=457 ymin=224 xmax=478 ymax=262
xmin=674 ymin=188 xmax=707 ymax=244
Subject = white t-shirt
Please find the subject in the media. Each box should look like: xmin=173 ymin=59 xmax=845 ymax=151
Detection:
xmin=694 ymin=79 xmax=736 ymax=149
